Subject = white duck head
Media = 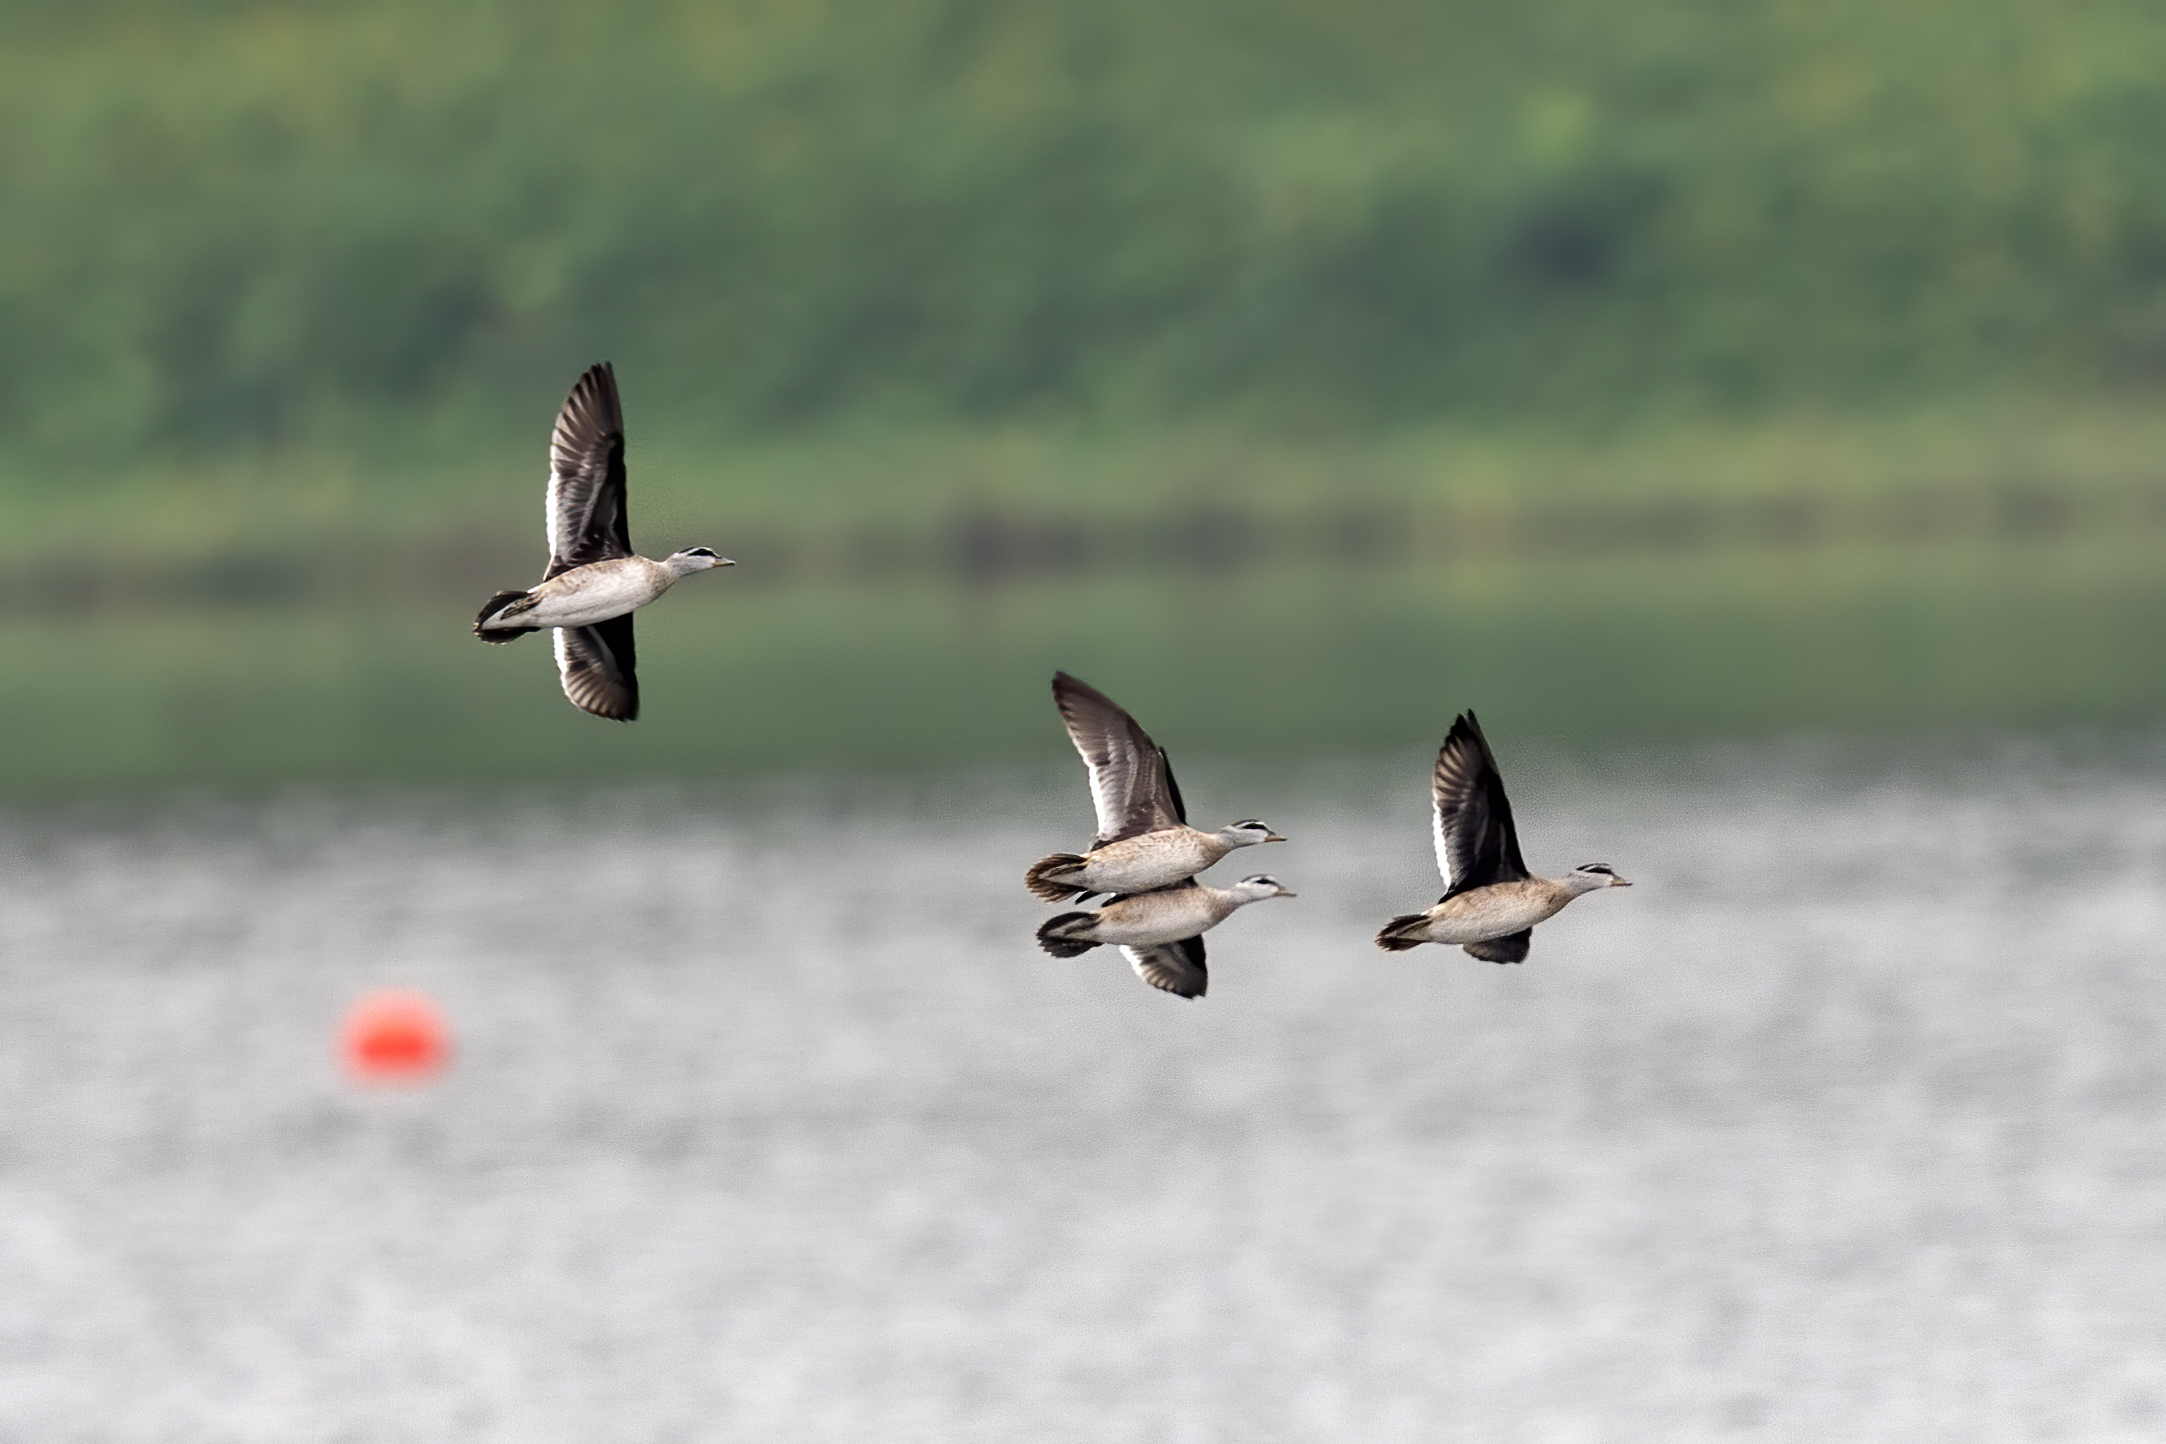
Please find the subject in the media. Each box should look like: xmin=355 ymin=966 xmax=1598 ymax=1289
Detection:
xmin=1226 ymin=874 xmax=1298 ymax=904
xmin=1566 ymin=862 xmax=1631 ymax=893
xmin=664 ymin=546 xmax=736 ymax=576
xmin=1214 ymin=819 xmax=1287 ymax=849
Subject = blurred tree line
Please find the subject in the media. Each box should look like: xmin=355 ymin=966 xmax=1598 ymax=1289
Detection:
xmin=6 ymin=0 xmax=2166 ymax=460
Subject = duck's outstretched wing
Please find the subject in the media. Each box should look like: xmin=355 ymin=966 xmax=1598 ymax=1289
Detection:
xmin=554 ymin=614 xmax=639 ymax=720
xmin=1122 ymin=935 xmax=1207 ymax=998
xmin=1462 ymin=929 xmax=1532 ymax=964
xmin=1433 ymin=710 xmax=1530 ymax=900
xmin=543 ymin=363 xmax=632 ymax=579
xmin=1053 ymin=672 xmax=1187 ymax=847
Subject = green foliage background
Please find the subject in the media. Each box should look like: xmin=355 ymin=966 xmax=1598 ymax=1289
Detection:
xmin=5 ymin=0 xmax=2166 ymax=793
xmin=9 ymin=0 xmax=2166 ymax=459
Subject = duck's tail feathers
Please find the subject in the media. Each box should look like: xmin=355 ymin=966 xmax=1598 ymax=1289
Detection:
xmin=1374 ymin=914 xmax=1431 ymax=951
xmin=475 ymin=590 xmax=540 ymax=642
xmin=1036 ymin=912 xmax=1100 ymax=958
xmin=1025 ymin=854 xmax=1090 ymax=902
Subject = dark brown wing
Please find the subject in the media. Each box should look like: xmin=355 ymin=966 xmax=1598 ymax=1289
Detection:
xmin=543 ymin=363 xmax=631 ymax=579
xmin=553 ymin=614 xmax=639 ymax=720
xmin=1433 ymin=710 xmax=1530 ymax=900
xmin=1121 ymin=935 xmax=1207 ymax=998
xmin=1462 ymin=930 xmax=1532 ymax=964
xmin=1052 ymin=672 xmax=1186 ymax=846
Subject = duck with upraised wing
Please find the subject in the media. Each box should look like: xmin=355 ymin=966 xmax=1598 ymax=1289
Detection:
xmin=474 ymin=363 xmax=733 ymax=720
xmin=1375 ymin=712 xmax=1629 ymax=962
xmin=1025 ymin=672 xmax=1284 ymax=903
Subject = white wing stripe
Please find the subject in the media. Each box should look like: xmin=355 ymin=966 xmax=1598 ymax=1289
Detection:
xmin=1085 ymin=752 xmax=1132 ymax=842
xmin=546 ymin=467 xmax=565 ymax=558
xmin=1432 ymin=794 xmax=1456 ymax=889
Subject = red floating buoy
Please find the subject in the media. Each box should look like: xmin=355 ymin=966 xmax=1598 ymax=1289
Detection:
xmin=341 ymin=989 xmax=451 ymax=1083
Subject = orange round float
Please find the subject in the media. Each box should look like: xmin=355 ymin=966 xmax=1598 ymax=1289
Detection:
xmin=341 ymin=989 xmax=451 ymax=1082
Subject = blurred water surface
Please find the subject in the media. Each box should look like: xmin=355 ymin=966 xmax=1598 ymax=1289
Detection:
xmin=4 ymin=737 xmax=2166 ymax=1441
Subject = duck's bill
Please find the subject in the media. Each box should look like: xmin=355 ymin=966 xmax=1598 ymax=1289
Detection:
xmin=1274 ymin=887 xmax=1298 ymax=898
xmin=718 ymin=557 xmax=739 ymax=566
xmin=1610 ymin=876 xmax=1633 ymax=887
xmin=1264 ymin=833 xmax=1288 ymax=843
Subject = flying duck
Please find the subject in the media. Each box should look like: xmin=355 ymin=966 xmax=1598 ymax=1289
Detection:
xmin=473 ymin=363 xmax=733 ymax=719
xmin=1374 ymin=712 xmax=1629 ymax=961
xmin=1037 ymin=874 xmax=1296 ymax=998
xmin=1025 ymin=672 xmax=1284 ymax=903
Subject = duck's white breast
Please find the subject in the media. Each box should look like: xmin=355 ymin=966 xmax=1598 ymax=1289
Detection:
xmin=1077 ymin=829 xmax=1220 ymax=892
xmin=521 ymin=559 xmax=668 ymax=629
xmin=1088 ymin=888 xmax=1223 ymax=946
xmin=1420 ymin=881 xmax=1570 ymax=942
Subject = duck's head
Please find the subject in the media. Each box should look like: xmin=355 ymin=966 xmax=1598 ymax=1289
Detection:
xmin=1218 ymin=819 xmax=1287 ymax=848
xmin=1229 ymin=874 xmax=1297 ymax=903
xmin=665 ymin=546 xmax=736 ymax=576
xmin=1570 ymin=862 xmax=1631 ymax=891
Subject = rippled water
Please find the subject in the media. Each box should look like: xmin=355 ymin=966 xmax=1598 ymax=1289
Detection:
xmin=5 ymin=740 xmax=2166 ymax=1441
